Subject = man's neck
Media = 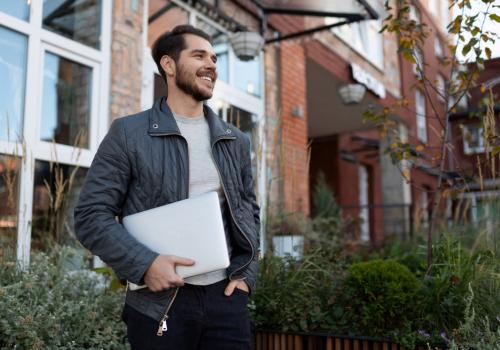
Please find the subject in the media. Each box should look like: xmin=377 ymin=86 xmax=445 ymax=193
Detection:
xmin=166 ymin=88 xmax=204 ymax=117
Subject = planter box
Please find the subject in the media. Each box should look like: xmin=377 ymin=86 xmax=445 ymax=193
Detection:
xmin=253 ymin=330 xmax=445 ymax=350
xmin=272 ymin=235 xmax=304 ymax=259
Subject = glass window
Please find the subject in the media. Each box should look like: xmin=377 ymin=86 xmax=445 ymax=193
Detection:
xmin=225 ymin=105 xmax=258 ymax=179
xmin=196 ymin=17 xmax=229 ymax=83
xmin=43 ymin=0 xmax=102 ymax=49
xmin=0 ymin=2 xmax=30 ymax=21
xmin=329 ymin=18 xmax=384 ymax=69
xmin=413 ymin=48 xmax=424 ymax=77
xmin=234 ymin=56 xmax=261 ymax=97
xmin=41 ymin=52 xmax=92 ymax=148
xmin=154 ymin=73 xmax=166 ymax=101
xmin=428 ymin=0 xmax=438 ymax=17
xmin=416 ymin=90 xmax=427 ymax=143
xmin=0 ymin=155 xmax=21 ymax=261
xmin=0 ymin=26 xmax=27 ymax=143
xmin=148 ymin=0 xmax=189 ymax=46
xmin=463 ymin=125 xmax=484 ymax=154
xmin=436 ymin=74 xmax=445 ymax=102
xmin=31 ymin=160 xmax=88 ymax=253
xmin=434 ymin=37 xmax=443 ymax=58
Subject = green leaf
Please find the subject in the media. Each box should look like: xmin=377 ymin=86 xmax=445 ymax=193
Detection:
xmin=485 ymin=47 xmax=492 ymax=59
xmin=490 ymin=14 xmax=500 ymax=23
xmin=493 ymin=145 xmax=500 ymax=157
xmin=462 ymin=44 xmax=472 ymax=56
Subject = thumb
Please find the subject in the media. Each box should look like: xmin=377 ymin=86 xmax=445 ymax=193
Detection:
xmin=224 ymin=281 xmax=237 ymax=296
xmin=170 ymin=256 xmax=195 ymax=266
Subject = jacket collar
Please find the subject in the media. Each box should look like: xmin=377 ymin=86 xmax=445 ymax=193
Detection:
xmin=148 ymin=97 xmax=236 ymax=143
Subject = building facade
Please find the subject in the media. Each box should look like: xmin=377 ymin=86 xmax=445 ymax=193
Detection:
xmin=0 ymin=0 xmax=455 ymax=264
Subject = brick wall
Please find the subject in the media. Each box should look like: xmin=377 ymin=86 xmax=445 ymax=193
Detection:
xmin=110 ymin=0 xmax=145 ymax=120
xmin=279 ymin=39 xmax=310 ymax=214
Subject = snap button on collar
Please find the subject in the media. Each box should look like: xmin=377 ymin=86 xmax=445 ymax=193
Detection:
xmin=153 ymin=123 xmax=159 ymax=129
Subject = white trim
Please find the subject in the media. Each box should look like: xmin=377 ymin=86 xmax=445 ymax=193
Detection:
xmin=462 ymin=125 xmax=485 ymax=155
xmin=0 ymin=11 xmax=33 ymax=36
xmin=40 ymin=29 xmax=103 ymax=63
xmin=0 ymin=0 xmax=112 ymax=265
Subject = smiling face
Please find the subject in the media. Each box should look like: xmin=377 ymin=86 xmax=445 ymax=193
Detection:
xmin=172 ymin=34 xmax=218 ymax=101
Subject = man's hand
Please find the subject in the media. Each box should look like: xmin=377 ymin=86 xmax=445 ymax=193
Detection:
xmin=224 ymin=279 xmax=249 ymax=296
xmin=144 ymin=255 xmax=195 ymax=292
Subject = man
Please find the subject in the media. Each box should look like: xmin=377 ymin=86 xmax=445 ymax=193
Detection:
xmin=74 ymin=25 xmax=260 ymax=350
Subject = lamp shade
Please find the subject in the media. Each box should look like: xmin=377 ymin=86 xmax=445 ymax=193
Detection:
xmin=229 ymin=31 xmax=264 ymax=61
xmin=338 ymin=83 xmax=366 ymax=104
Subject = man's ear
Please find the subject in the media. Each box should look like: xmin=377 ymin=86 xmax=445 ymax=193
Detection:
xmin=160 ymin=55 xmax=175 ymax=76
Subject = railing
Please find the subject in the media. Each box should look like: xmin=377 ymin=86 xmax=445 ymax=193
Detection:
xmin=253 ymin=330 xmax=444 ymax=350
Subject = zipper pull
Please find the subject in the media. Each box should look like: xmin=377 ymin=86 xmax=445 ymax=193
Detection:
xmin=157 ymin=318 xmax=168 ymax=336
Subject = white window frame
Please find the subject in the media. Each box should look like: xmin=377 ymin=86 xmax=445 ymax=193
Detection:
xmin=463 ymin=125 xmax=485 ymax=154
xmin=413 ymin=47 xmax=424 ymax=77
xmin=358 ymin=164 xmax=370 ymax=242
xmin=328 ymin=17 xmax=384 ymax=70
xmin=142 ymin=0 xmax=267 ymax=253
xmin=434 ymin=37 xmax=443 ymax=58
xmin=415 ymin=90 xmax=427 ymax=143
xmin=0 ymin=1 xmax=112 ymax=267
xmin=436 ymin=74 xmax=446 ymax=103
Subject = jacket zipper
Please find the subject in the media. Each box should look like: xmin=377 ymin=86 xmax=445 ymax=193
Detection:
xmin=211 ymin=138 xmax=255 ymax=280
xmin=156 ymin=286 xmax=180 ymax=336
xmin=151 ymin=132 xmax=189 ymax=337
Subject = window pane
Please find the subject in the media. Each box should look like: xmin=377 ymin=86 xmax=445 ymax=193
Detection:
xmin=226 ymin=105 xmax=258 ymax=179
xmin=154 ymin=73 xmax=166 ymax=101
xmin=43 ymin=0 xmax=102 ymax=49
xmin=0 ymin=26 xmax=27 ymax=142
xmin=0 ymin=155 xmax=21 ymax=261
xmin=32 ymin=160 xmax=88 ymax=253
xmin=196 ymin=17 xmax=229 ymax=83
xmin=148 ymin=0 xmax=189 ymax=46
xmin=41 ymin=52 xmax=92 ymax=148
xmin=0 ymin=2 xmax=30 ymax=21
xmin=234 ymin=56 xmax=261 ymax=97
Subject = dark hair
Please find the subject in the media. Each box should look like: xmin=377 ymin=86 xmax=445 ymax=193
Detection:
xmin=151 ymin=24 xmax=212 ymax=84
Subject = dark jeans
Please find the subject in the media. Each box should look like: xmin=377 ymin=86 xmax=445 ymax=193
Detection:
xmin=122 ymin=279 xmax=251 ymax=350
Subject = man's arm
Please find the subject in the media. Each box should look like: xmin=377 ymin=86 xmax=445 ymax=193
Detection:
xmin=74 ymin=118 xmax=158 ymax=284
xmin=232 ymin=135 xmax=261 ymax=293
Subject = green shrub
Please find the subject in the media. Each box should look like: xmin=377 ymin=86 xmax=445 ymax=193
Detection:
xmin=417 ymin=232 xmax=500 ymax=335
xmin=449 ymin=284 xmax=500 ymax=350
xmin=0 ymin=247 xmax=128 ymax=350
xmin=333 ymin=259 xmax=421 ymax=345
xmin=249 ymin=250 xmax=341 ymax=332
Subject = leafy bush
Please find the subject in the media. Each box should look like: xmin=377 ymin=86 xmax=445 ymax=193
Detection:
xmin=0 ymin=247 xmax=128 ymax=350
xmin=333 ymin=259 xmax=421 ymax=345
xmin=449 ymin=284 xmax=500 ymax=350
xmin=417 ymin=232 xmax=500 ymax=336
xmin=249 ymin=250 xmax=341 ymax=332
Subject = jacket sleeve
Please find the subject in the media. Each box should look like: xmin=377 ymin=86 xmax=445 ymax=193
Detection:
xmin=237 ymin=134 xmax=261 ymax=292
xmin=74 ymin=118 xmax=158 ymax=284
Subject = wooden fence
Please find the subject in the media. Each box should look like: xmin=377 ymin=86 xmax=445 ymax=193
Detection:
xmin=253 ymin=330 xmax=444 ymax=350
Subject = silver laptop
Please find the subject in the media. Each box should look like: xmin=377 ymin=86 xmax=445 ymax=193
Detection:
xmin=122 ymin=191 xmax=229 ymax=289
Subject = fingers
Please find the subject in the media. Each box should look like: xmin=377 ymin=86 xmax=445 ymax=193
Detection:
xmin=224 ymin=280 xmax=238 ymax=296
xmin=169 ymin=255 xmax=195 ymax=266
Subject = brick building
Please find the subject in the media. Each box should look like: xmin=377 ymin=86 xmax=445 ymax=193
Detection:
xmin=449 ymin=57 xmax=500 ymax=229
xmin=0 ymin=0 xmax=455 ymax=264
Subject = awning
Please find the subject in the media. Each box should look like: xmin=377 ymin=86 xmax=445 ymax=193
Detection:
xmin=251 ymin=0 xmax=380 ymax=21
xmin=249 ymin=0 xmax=384 ymax=44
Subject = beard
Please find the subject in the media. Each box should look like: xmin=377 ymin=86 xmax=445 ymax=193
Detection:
xmin=174 ymin=63 xmax=216 ymax=101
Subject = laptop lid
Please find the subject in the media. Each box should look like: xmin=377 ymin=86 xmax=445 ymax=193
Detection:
xmin=122 ymin=191 xmax=229 ymax=279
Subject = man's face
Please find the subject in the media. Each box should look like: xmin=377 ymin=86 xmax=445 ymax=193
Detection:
xmin=174 ymin=34 xmax=218 ymax=101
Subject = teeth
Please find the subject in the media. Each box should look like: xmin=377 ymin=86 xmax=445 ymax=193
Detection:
xmin=200 ymin=76 xmax=212 ymax=82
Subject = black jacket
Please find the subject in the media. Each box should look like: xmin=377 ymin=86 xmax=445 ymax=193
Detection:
xmin=74 ymin=97 xmax=260 ymax=321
